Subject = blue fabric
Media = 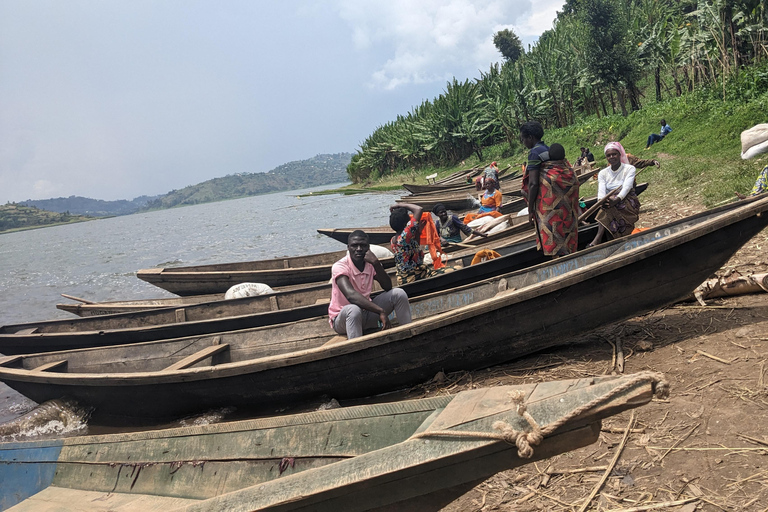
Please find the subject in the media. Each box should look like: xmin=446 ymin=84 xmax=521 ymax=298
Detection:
xmin=527 ymin=141 xmax=549 ymax=173
xmin=660 ymin=124 xmax=672 ymax=136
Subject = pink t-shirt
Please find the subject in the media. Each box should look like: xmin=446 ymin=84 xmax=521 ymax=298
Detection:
xmin=328 ymin=255 xmax=376 ymax=326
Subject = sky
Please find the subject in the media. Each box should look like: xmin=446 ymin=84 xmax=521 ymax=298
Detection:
xmin=0 ymin=0 xmax=565 ymax=203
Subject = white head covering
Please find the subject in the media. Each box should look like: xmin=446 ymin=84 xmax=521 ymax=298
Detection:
xmin=604 ymin=141 xmax=629 ymax=164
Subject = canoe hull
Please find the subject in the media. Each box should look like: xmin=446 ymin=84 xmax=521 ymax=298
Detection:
xmin=1 ymin=198 xmax=763 ymax=423
xmin=0 ymin=375 xmax=655 ymax=511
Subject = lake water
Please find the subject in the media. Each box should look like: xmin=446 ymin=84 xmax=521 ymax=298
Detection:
xmin=0 ymin=184 xmax=400 ymax=326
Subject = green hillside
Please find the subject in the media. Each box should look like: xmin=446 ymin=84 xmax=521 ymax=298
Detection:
xmin=0 ymin=204 xmax=93 ymax=234
xmin=143 ymin=153 xmax=351 ymax=210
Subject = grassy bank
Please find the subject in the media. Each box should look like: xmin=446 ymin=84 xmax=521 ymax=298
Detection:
xmin=0 ymin=204 xmax=95 ymax=235
xmin=339 ymin=89 xmax=768 ymax=208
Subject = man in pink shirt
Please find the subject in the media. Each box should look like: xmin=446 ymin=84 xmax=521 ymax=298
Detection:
xmin=329 ymin=230 xmax=412 ymax=339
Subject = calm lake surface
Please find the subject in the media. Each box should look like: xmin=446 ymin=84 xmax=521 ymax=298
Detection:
xmin=0 ymin=184 xmax=400 ymax=326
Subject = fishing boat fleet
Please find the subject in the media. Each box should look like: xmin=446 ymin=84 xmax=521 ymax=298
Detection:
xmin=1 ymin=165 xmax=767 ymax=510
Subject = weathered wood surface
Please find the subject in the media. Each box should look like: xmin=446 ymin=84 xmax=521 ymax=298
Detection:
xmin=0 ymin=195 xmax=764 ymax=423
xmin=56 ymin=293 xmax=226 ymax=317
xmin=135 ymin=208 xmax=551 ymax=296
xmin=0 ymin=374 xmax=659 ymax=511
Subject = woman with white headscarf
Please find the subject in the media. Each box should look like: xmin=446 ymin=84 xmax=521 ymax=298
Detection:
xmin=589 ymin=142 xmax=640 ymax=246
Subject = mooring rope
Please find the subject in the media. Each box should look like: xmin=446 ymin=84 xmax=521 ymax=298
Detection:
xmin=411 ymin=371 xmax=669 ymax=459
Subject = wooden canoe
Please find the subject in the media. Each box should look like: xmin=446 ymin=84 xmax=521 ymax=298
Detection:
xmin=134 ymin=200 xmax=550 ymax=296
xmin=0 ymin=373 xmax=662 ymax=511
xmin=0 ymin=223 xmax=601 ymax=352
xmin=57 ymin=222 xmax=602 ymax=318
xmin=401 ymin=167 xmax=519 ymax=195
xmin=318 ymin=183 xmax=648 ymax=245
xmin=0 ymin=194 xmax=765 ymax=422
xmin=397 ymin=167 xmax=600 ymax=211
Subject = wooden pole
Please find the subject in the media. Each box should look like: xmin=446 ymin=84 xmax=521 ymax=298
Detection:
xmin=60 ymin=293 xmax=94 ymax=304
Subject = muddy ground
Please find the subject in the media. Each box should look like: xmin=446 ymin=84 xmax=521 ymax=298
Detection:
xmin=426 ymin=198 xmax=768 ymax=511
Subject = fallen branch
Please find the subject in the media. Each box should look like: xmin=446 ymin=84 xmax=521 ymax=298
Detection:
xmin=696 ymin=350 xmax=732 ymax=365
xmin=658 ymin=423 xmax=699 ymax=462
xmin=603 ymin=497 xmax=698 ymax=512
xmin=578 ymin=412 xmax=635 ymax=512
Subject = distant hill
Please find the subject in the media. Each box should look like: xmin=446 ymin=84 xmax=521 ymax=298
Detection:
xmin=141 ymin=153 xmax=352 ymax=210
xmin=20 ymin=195 xmax=159 ymax=217
xmin=17 ymin=153 xmax=352 ymax=216
xmin=0 ymin=204 xmax=93 ymax=233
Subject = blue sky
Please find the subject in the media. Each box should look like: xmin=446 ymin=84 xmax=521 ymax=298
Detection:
xmin=0 ymin=0 xmax=564 ymax=203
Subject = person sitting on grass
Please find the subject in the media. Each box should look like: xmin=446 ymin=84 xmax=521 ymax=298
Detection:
xmin=328 ymin=230 xmax=411 ymax=340
xmin=432 ymin=203 xmax=487 ymax=244
xmin=645 ymin=119 xmax=672 ymax=150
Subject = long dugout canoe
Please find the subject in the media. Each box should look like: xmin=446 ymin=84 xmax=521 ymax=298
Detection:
xmin=0 ymin=195 xmax=765 ymax=422
xmin=0 ymin=223 xmax=601 ymax=352
xmin=135 ymin=198 xmax=544 ymax=296
xmin=0 ymin=373 xmax=661 ymax=511
xmin=401 ymin=166 xmax=518 ymax=195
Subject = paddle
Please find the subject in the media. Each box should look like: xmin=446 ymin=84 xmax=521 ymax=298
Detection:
xmin=578 ymin=187 xmax=621 ymax=224
xmin=60 ymin=293 xmax=94 ymax=304
xmin=578 ymin=166 xmax=647 ymax=224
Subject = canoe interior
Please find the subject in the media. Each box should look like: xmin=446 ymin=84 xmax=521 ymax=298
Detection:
xmin=149 ymin=249 xmax=349 ymax=273
xmin=0 ymin=375 xmax=654 ymax=511
xmin=317 ymin=183 xmax=647 ymax=246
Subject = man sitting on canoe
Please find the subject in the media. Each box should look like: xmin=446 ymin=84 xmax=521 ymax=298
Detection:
xmin=329 ymin=230 xmax=412 ymax=339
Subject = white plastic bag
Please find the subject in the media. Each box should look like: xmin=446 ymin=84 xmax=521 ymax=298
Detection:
xmin=224 ymin=282 xmax=274 ymax=300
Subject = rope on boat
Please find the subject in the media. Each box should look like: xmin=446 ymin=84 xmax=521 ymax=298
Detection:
xmin=411 ymin=371 xmax=669 ymax=459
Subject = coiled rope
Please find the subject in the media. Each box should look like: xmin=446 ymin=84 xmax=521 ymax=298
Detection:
xmin=411 ymin=371 xmax=669 ymax=459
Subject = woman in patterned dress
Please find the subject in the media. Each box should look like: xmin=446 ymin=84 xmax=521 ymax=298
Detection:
xmin=520 ymin=121 xmax=580 ymax=257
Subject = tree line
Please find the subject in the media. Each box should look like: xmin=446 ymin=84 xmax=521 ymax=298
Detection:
xmin=347 ymin=0 xmax=767 ymax=182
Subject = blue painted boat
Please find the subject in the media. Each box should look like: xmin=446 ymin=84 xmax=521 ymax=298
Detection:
xmin=0 ymin=373 xmax=662 ymax=511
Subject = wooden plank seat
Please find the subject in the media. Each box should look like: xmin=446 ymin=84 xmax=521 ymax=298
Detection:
xmin=0 ymin=355 xmax=23 ymax=367
xmin=32 ymin=360 xmax=67 ymax=372
xmin=163 ymin=343 xmax=230 ymax=371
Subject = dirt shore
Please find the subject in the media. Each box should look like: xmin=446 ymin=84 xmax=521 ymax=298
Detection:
xmin=427 ymin=198 xmax=768 ymax=511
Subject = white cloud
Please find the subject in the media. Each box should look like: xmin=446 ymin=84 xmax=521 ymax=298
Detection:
xmin=335 ymin=0 xmax=562 ymax=90
xmin=514 ymin=0 xmax=564 ymax=39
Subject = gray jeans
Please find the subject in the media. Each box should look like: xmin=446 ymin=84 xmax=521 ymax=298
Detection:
xmin=332 ymin=288 xmax=411 ymax=339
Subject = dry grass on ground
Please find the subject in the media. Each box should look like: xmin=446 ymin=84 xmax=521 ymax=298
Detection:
xmin=411 ymin=199 xmax=768 ymax=512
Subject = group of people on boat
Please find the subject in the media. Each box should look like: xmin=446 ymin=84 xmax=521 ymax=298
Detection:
xmin=327 ymin=119 xmax=667 ymax=340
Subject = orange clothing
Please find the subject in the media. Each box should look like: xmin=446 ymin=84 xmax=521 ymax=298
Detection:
xmin=418 ymin=212 xmax=445 ymax=269
xmin=463 ymin=210 xmax=503 ymax=224
xmin=480 ymin=189 xmax=502 ymax=210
